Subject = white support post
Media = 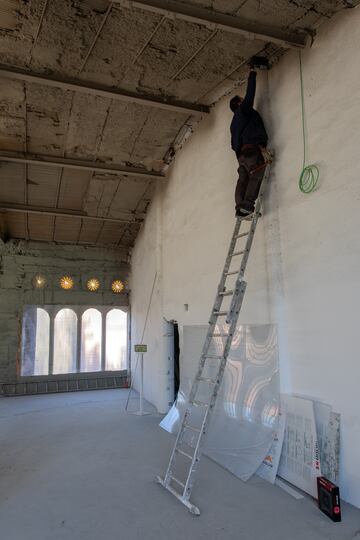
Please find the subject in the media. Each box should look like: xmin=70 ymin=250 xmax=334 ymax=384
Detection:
xmin=48 ymin=309 xmax=55 ymax=375
xmin=101 ymin=310 xmax=106 ymax=371
xmin=134 ymin=352 xmax=150 ymax=416
xmin=76 ymin=307 xmax=82 ymax=373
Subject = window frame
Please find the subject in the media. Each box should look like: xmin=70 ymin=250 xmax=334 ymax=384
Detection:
xmin=20 ymin=305 xmax=130 ymax=379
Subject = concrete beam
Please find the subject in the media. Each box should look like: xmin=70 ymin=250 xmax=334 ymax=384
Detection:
xmin=0 ymin=203 xmax=144 ymax=224
xmin=0 ymin=64 xmax=209 ymax=116
xmin=115 ymin=0 xmax=307 ymax=48
xmin=0 ymin=150 xmax=164 ymax=179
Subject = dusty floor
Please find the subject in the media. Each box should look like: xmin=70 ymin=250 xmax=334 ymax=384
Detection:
xmin=0 ymin=389 xmax=359 ymax=540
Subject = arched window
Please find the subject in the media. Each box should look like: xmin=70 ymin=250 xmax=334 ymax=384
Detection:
xmin=81 ymin=308 xmax=102 ymax=372
xmin=53 ymin=309 xmax=77 ymax=374
xmin=106 ymin=309 xmax=127 ymax=371
xmin=21 ymin=307 xmax=50 ymax=376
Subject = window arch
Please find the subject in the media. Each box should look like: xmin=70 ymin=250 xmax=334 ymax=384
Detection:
xmin=81 ymin=308 xmax=102 ymax=372
xmin=53 ymin=309 xmax=77 ymax=374
xmin=106 ymin=309 xmax=128 ymax=371
xmin=21 ymin=308 xmax=50 ymax=376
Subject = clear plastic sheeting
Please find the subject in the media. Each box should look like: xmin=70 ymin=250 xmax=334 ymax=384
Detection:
xmin=160 ymin=324 xmax=280 ymax=482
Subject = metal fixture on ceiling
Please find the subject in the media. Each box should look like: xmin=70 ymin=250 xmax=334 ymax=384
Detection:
xmin=0 ymin=64 xmax=210 ymax=116
xmin=0 ymin=203 xmax=145 ymax=224
xmin=0 ymin=150 xmax=165 ymax=179
xmin=113 ymin=0 xmax=308 ymax=48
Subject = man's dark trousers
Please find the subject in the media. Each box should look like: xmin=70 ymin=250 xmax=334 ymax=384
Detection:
xmin=235 ymin=145 xmax=265 ymax=213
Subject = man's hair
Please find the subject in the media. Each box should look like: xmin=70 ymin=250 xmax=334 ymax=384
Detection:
xmin=230 ymin=95 xmax=241 ymax=113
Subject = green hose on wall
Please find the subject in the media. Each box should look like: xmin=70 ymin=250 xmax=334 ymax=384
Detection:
xmin=298 ymin=51 xmax=319 ymax=193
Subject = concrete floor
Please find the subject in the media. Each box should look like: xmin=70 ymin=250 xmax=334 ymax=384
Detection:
xmin=0 ymin=390 xmax=359 ymax=540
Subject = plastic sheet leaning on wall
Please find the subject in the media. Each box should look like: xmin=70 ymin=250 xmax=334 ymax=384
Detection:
xmin=160 ymin=323 xmax=280 ymax=481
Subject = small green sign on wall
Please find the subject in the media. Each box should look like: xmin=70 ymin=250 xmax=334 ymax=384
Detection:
xmin=134 ymin=344 xmax=147 ymax=353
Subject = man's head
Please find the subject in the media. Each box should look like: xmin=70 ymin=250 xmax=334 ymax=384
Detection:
xmin=230 ymin=95 xmax=243 ymax=113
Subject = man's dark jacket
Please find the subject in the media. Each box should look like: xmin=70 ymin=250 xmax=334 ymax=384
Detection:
xmin=230 ymin=71 xmax=268 ymax=157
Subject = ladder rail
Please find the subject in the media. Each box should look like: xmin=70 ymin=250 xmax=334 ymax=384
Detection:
xmin=158 ymin=161 xmax=272 ymax=514
xmin=189 ymin=162 xmax=270 ymax=400
xmin=183 ymin=283 xmax=247 ymax=500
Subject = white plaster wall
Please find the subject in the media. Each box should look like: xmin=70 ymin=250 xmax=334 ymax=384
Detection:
xmin=131 ymin=8 xmax=360 ymax=507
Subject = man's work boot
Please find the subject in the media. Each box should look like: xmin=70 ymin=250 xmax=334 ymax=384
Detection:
xmin=241 ymin=201 xmax=255 ymax=214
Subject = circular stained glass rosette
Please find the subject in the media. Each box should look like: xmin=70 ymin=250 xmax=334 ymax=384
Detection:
xmin=87 ymin=278 xmax=100 ymax=291
xmin=111 ymin=279 xmax=124 ymax=293
xmin=60 ymin=275 xmax=74 ymax=290
xmin=33 ymin=274 xmax=47 ymax=289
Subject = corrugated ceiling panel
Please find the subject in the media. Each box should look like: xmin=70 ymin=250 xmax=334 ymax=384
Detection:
xmin=2 ymin=212 xmax=26 ymax=239
xmin=83 ymin=174 xmax=150 ymax=218
xmin=0 ymin=162 xmax=26 ymax=203
xmin=28 ymin=214 xmax=54 ymax=241
xmin=27 ymin=165 xmax=61 ymax=207
xmin=26 ymin=84 xmax=73 ymax=157
xmin=82 ymin=175 xmax=114 ymax=217
xmin=93 ymin=177 xmax=120 ymax=217
xmin=0 ymin=114 xmax=25 ymax=151
xmin=58 ymin=169 xmax=92 ymax=210
xmin=53 ymin=216 xmax=81 ymax=242
xmin=77 ymin=220 xmax=102 ymax=244
xmin=96 ymin=222 xmax=125 ymax=246
xmin=108 ymin=178 xmax=150 ymax=215
xmin=0 ymin=0 xmax=18 ymax=30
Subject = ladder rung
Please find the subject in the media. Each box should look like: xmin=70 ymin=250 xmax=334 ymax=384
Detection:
xmin=211 ymin=333 xmax=229 ymax=337
xmin=176 ymin=448 xmax=193 ymax=460
xmin=191 ymin=400 xmax=208 ymax=408
xmin=171 ymin=476 xmax=185 ymax=488
xmin=219 ymin=290 xmax=233 ymax=296
xmin=225 ymin=271 xmax=238 ymax=276
xmin=197 ymin=377 xmax=216 ymax=384
xmin=185 ymin=424 xmax=201 ymax=433
xmin=238 ymin=213 xmax=254 ymax=221
xmin=205 ymin=354 xmax=224 ymax=360
xmin=235 ymin=232 xmax=249 ymax=239
xmin=232 ymin=250 xmax=245 ymax=257
xmin=213 ymin=310 xmax=227 ymax=316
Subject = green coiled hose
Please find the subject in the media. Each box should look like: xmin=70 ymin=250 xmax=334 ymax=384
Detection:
xmin=299 ymin=51 xmax=319 ymax=193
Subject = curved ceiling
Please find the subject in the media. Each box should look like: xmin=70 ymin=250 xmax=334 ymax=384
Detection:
xmin=0 ymin=0 xmax=357 ymax=250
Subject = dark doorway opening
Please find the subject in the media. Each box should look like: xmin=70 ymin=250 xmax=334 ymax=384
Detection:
xmin=173 ymin=322 xmax=180 ymax=400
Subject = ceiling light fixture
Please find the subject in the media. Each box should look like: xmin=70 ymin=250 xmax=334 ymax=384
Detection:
xmin=60 ymin=275 xmax=74 ymax=290
xmin=33 ymin=274 xmax=47 ymax=289
xmin=87 ymin=278 xmax=100 ymax=292
xmin=111 ymin=279 xmax=124 ymax=294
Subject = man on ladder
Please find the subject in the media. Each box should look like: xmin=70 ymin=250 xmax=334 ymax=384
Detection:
xmin=230 ymin=57 xmax=270 ymax=218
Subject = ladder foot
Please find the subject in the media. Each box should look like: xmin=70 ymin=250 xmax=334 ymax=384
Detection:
xmin=156 ymin=476 xmax=201 ymax=516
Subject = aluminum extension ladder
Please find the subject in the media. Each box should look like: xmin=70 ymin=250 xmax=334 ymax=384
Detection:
xmin=157 ymin=158 xmax=272 ymax=515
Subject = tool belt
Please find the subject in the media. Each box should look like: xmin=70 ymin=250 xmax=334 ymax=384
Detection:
xmin=240 ymin=143 xmax=271 ymax=157
xmin=260 ymin=146 xmax=273 ymax=164
xmin=239 ymin=144 xmax=273 ymax=175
